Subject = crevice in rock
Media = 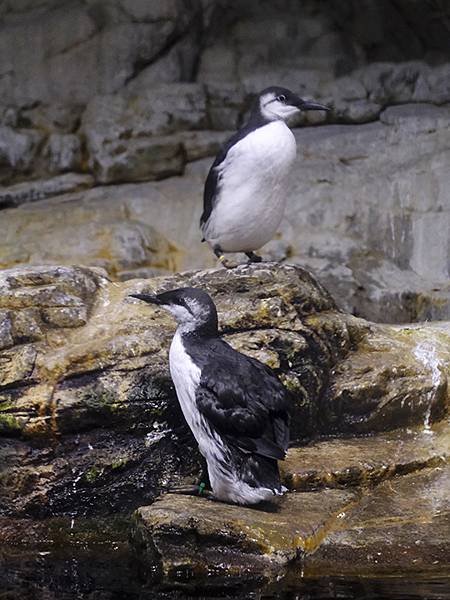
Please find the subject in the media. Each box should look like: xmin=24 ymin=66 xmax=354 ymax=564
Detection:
xmin=123 ymin=8 xmax=203 ymax=87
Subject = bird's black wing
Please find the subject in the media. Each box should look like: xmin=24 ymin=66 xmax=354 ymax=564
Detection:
xmin=200 ymin=133 xmax=237 ymax=230
xmin=195 ymin=341 xmax=290 ymax=460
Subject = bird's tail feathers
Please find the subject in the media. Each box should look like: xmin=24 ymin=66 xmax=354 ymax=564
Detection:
xmin=238 ymin=452 xmax=282 ymax=493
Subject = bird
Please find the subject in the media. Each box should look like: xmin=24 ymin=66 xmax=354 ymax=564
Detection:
xmin=129 ymin=287 xmax=290 ymax=505
xmin=200 ymin=86 xmax=329 ymax=268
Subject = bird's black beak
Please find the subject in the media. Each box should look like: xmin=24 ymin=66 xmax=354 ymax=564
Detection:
xmin=298 ymin=99 xmax=330 ymax=112
xmin=129 ymin=293 xmax=161 ymax=305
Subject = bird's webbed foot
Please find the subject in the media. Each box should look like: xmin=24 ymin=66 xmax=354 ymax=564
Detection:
xmin=245 ymin=251 xmax=263 ymax=264
xmin=213 ymin=246 xmax=238 ymax=269
xmin=166 ymin=482 xmax=214 ymax=500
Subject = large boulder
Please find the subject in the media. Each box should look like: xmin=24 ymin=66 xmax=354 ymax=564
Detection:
xmin=0 ymin=263 xmax=448 ymax=519
xmin=0 ymin=198 xmax=178 ymax=277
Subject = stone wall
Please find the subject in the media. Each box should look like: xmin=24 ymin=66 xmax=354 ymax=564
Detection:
xmin=0 ymin=0 xmax=449 ymax=322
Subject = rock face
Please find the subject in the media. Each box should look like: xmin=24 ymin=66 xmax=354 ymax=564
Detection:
xmin=0 ymin=263 xmax=449 ymax=593
xmin=1 ymin=104 xmax=449 ymax=321
xmin=0 ymin=263 xmax=449 ymax=520
xmin=0 ymin=2 xmax=449 ymax=323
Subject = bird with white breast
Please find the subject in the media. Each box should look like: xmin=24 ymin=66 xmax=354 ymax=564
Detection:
xmin=200 ymin=86 xmax=329 ymax=268
xmin=130 ymin=287 xmax=290 ymax=505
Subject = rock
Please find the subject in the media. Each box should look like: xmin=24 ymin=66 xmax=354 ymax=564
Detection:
xmin=20 ymin=102 xmax=83 ymax=133
xmin=285 ymin=107 xmax=450 ymax=321
xmin=0 ymin=310 xmax=14 ymax=350
xmin=0 ymin=207 xmax=177 ymax=277
xmin=0 ymin=126 xmax=43 ymax=180
xmin=306 ymin=464 xmax=450 ymax=577
xmin=0 ymin=1 xmax=203 ymax=106
xmin=198 ymin=43 xmax=238 ymax=86
xmin=379 ymin=102 xmax=450 ymax=130
xmin=132 ymin=490 xmax=357 ymax=586
xmin=282 ymin=420 xmax=450 ymax=490
xmin=0 ymin=184 xmax=182 ymax=274
xmin=42 ymin=133 xmax=82 ymax=174
xmin=176 ymin=130 xmax=231 ymax=162
xmin=319 ymin=319 xmax=450 ymax=434
xmin=125 ymin=33 xmax=200 ymax=90
xmin=360 ymin=61 xmax=450 ymax=105
xmin=328 ymin=99 xmax=382 ymax=123
xmin=0 ymin=264 xmax=449 ymax=518
xmin=0 ymin=265 xmax=101 ymax=323
xmin=90 ymin=135 xmax=185 ymax=184
xmin=82 ymin=84 xmax=208 ymax=142
xmin=131 ymin=459 xmax=450 ymax=585
xmin=0 ymin=105 xmax=18 ymax=128
xmin=0 ymin=173 xmax=94 ymax=208
xmin=81 ymin=84 xmax=207 ymax=183
xmin=205 ymin=84 xmax=247 ymax=130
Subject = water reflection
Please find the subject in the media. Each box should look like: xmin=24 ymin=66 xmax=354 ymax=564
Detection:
xmin=1 ymin=515 xmax=449 ymax=600
xmin=2 ymin=553 xmax=449 ymax=600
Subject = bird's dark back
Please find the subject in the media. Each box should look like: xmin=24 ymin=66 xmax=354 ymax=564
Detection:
xmin=183 ymin=334 xmax=289 ymax=415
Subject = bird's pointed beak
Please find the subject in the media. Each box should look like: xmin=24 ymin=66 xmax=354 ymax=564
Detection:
xmin=129 ymin=293 xmax=161 ymax=305
xmin=299 ymin=99 xmax=330 ymax=112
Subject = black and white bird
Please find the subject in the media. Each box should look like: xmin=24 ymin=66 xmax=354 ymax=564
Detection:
xmin=200 ymin=86 xmax=329 ymax=268
xmin=130 ymin=287 xmax=290 ymax=505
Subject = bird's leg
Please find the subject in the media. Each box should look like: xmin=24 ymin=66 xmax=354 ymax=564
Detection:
xmin=213 ymin=245 xmax=237 ymax=269
xmin=167 ymin=482 xmax=214 ymax=500
xmin=245 ymin=251 xmax=263 ymax=264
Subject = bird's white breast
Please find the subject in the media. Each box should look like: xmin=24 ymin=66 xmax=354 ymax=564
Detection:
xmin=169 ymin=330 xmax=225 ymax=459
xmin=169 ymin=330 xmax=202 ymax=438
xmin=204 ymin=120 xmax=297 ymax=252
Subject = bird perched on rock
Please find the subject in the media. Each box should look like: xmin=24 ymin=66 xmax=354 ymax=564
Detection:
xmin=200 ymin=86 xmax=329 ymax=268
xmin=130 ymin=287 xmax=290 ymax=505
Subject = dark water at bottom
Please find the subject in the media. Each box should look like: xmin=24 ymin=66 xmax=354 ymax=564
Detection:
xmin=2 ymin=577 xmax=450 ymax=600
xmin=2 ymin=559 xmax=449 ymax=600
xmin=1 ymin=515 xmax=449 ymax=600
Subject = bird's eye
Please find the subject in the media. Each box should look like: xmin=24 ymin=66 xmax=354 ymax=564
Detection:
xmin=180 ymin=298 xmax=193 ymax=314
xmin=277 ymin=94 xmax=286 ymax=102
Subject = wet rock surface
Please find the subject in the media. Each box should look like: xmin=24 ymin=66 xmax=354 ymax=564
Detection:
xmin=0 ymin=263 xmax=448 ymax=519
xmin=306 ymin=463 xmax=450 ymax=577
xmin=132 ymin=464 xmax=450 ymax=585
xmin=130 ymin=421 xmax=449 ymax=586
xmin=282 ymin=421 xmax=449 ymax=491
xmin=0 ymin=262 xmax=449 ymax=592
xmin=132 ymin=490 xmax=358 ymax=586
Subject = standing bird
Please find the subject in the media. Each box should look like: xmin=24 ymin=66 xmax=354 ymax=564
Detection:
xmin=200 ymin=86 xmax=329 ymax=268
xmin=130 ymin=287 xmax=290 ymax=505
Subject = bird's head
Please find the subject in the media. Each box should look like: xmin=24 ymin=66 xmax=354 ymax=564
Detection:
xmin=129 ymin=287 xmax=218 ymax=335
xmin=257 ymin=86 xmax=329 ymax=122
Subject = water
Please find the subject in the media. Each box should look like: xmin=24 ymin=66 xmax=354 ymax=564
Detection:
xmin=1 ymin=516 xmax=449 ymax=600
xmin=1 ymin=541 xmax=449 ymax=599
